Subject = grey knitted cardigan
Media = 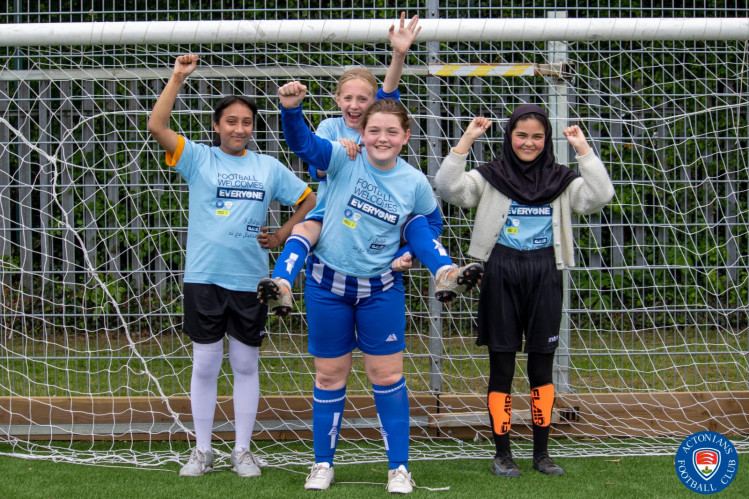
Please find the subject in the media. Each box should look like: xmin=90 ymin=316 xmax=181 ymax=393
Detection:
xmin=434 ymin=149 xmax=615 ymax=268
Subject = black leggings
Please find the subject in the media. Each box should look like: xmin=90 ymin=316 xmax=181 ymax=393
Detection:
xmin=488 ymin=351 xmax=554 ymax=393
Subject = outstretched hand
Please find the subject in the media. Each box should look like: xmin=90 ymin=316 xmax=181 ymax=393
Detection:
xmin=173 ymin=54 xmax=198 ymax=79
xmin=389 ymin=12 xmax=421 ymax=56
xmin=278 ymin=81 xmax=308 ymax=109
xmin=562 ymin=125 xmax=592 ymax=156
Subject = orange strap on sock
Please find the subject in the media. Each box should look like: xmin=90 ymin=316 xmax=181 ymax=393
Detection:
xmin=488 ymin=392 xmax=512 ymax=435
xmin=531 ymin=383 xmax=555 ymax=427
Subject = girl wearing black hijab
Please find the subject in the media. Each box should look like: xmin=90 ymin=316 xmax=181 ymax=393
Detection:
xmin=435 ymin=106 xmax=614 ymax=478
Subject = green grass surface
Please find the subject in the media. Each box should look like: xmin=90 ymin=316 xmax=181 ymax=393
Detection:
xmin=1 ymin=443 xmax=747 ymax=498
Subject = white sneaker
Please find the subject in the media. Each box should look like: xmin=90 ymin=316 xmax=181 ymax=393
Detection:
xmin=387 ymin=465 xmax=414 ymax=494
xmin=304 ymin=462 xmax=334 ymax=490
xmin=179 ymin=447 xmax=214 ymax=477
xmin=231 ymin=448 xmax=261 ymax=477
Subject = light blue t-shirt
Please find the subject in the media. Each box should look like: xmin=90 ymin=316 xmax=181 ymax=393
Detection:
xmin=314 ymin=143 xmax=437 ymax=278
xmin=172 ymin=137 xmax=309 ymax=291
xmin=498 ymin=200 xmax=554 ymax=250
xmin=316 ymin=116 xmax=362 ymax=143
xmin=305 ymin=116 xmax=360 ymax=220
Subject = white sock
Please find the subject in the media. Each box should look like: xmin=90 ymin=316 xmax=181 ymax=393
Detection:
xmin=228 ymin=336 xmax=260 ymax=451
xmin=190 ymin=340 xmax=224 ymax=451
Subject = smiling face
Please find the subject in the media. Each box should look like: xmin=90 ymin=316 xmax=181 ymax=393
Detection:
xmin=334 ymin=78 xmax=376 ymax=130
xmin=360 ymin=112 xmax=410 ymax=170
xmin=510 ymin=116 xmax=546 ymax=162
xmin=213 ymin=101 xmax=254 ymax=156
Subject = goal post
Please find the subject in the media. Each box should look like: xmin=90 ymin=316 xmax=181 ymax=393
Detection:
xmin=1 ymin=16 xmax=749 ymax=468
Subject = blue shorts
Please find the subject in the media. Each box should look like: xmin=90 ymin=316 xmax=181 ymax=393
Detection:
xmin=304 ymin=274 xmax=406 ymax=358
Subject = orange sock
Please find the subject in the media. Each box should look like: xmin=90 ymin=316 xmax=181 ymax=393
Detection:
xmin=488 ymin=392 xmax=511 ymax=435
xmin=530 ymin=383 xmax=554 ymax=427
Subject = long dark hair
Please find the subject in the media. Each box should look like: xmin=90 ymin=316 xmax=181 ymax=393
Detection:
xmin=212 ymin=95 xmax=259 ymax=147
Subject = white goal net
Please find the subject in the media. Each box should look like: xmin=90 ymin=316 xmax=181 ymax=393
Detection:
xmin=1 ymin=16 xmax=748 ymax=468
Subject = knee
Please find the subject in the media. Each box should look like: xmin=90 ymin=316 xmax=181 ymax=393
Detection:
xmin=315 ymin=366 xmax=349 ymax=390
xmin=370 ymin=373 xmax=402 ymax=386
xmin=192 ymin=362 xmax=220 ymax=381
xmin=227 ymin=341 xmax=259 ymax=377
xmin=488 ymin=351 xmax=516 ymax=393
xmin=192 ymin=342 xmax=223 ymax=380
xmin=527 ymin=352 xmax=554 ymax=387
xmin=366 ymin=366 xmax=403 ymax=387
xmin=230 ymin=357 xmax=258 ymax=377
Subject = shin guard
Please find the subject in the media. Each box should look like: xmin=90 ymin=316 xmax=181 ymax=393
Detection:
xmin=530 ymin=383 xmax=554 ymax=427
xmin=488 ymin=392 xmax=512 ymax=435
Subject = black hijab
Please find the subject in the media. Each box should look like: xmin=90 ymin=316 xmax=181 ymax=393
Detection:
xmin=476 ymin=104 xmax=579 ymax=206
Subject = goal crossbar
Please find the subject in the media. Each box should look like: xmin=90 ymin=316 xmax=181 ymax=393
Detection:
xmin=1 ymin=18 xmax=748 ymax=47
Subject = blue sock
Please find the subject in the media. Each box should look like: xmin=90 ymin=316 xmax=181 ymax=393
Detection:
xmin=403 ymin=216 xmax=452 ymax=276
xmin=372 ymin=377 xmax=410 ymax=470
xmin=271 ymin=234 xmax=311 ymax=283
xmin=312 ymin=385 xmax=346 ymax=466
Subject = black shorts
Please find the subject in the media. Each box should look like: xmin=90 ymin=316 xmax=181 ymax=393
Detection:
xmin=477 ymin=245 xmax=562 ymax=353
xmin=183 ymin=282 xmax=268 ymax=347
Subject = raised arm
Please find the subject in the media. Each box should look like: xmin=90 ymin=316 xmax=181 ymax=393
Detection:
xmin=434 ymin=117 xmax=493 ymax=208
xmin=147 ymin=54 xmax=198 ymax=157
xmin=382 ymin=12 xmax=421 ymax=94
xmin=562 ymin=125 xmax=592 ymax=156
xmin=278 ymin=81 xmax=334 ymax=171
xmin=451 ymin=116 xmax=492 ymax=155
xmin=563 ymin=125 xmax=615 ymax=214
